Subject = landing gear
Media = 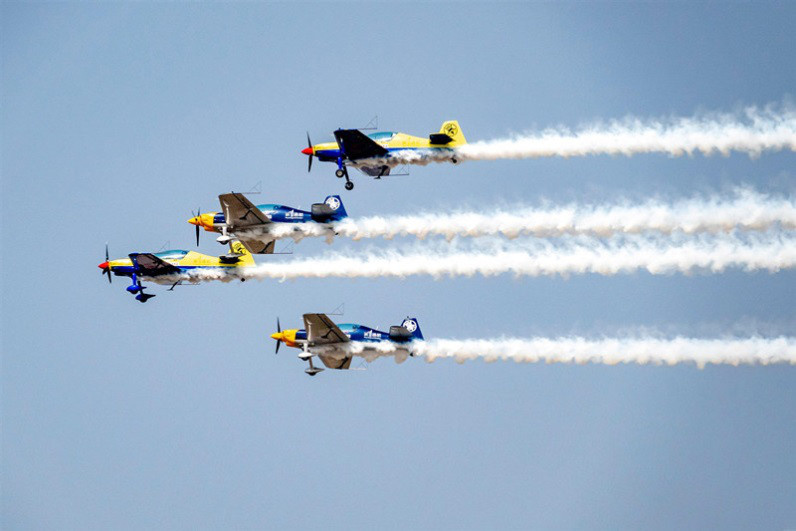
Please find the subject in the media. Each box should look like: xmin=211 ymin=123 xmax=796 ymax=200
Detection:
xmin=216 ymin=226 xmax=231 ymax=245
xmin=336 ymin=158 xmax=354 ymax=191
xmin=126 ymin=273 xmax=143 ymax=293
xmin=305 ymin=357 xmax=324 ymax=376
xmin=300 ymin=346 xmax=324 ymax=376
xmin=135 ymin=292 xmax=155 ymax=303
xmin=126 ymin=275 xmax=154 ymax=302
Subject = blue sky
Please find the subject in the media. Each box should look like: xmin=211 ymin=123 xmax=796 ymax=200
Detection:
xmin=2 ymin=3 xmax=795 ymax=529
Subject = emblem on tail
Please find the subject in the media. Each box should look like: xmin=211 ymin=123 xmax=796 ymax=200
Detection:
xmin=401 ymin=318 xmax=424 ymax=340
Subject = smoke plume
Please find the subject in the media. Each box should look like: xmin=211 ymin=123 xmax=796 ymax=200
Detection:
xmin=258 ymin=188 xmax=795 ymax=244
xmin=412 ymin=336 xmax=796 ymax=367
xmin=457 ymin=103 xmax=796 ymax=160
xmin=184 ymin=232 xmax=796 ymax=282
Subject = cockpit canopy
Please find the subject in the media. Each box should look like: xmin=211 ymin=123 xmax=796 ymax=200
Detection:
xmin=154 ymin=250 xmax=189 ymax=260
xmin=367 ymin=131 xmax=396 ymax=142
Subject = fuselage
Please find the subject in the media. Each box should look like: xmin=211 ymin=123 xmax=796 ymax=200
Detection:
xmin=306 ymin=131 xmax=457 ymax=165
xmin=272 ymin=323 xmax=407 ymax=350
xmin=98 ymin=249 xmax=250 ymax=281
xmin=189 ymin=203 xmax=343 ymax=233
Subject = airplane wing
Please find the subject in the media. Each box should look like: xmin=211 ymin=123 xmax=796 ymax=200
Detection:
xmin=333 ymin=129 xmax=389 ymax=160
xmin=129 ymin=253 xmax=182 ymax=276
xmin=358 ymin=166 xmax=391 ymax=177
xmin=219 ymin=193 xmax=271 ymax=230
xmin=318 ymin=355 xmax=353 ymax=370
xmin=303 ymin=313 xmax=350 ymax=345
xmin=237 ymin=238 xmax=275 ymax=255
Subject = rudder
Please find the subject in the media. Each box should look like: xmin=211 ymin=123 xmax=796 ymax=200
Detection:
xmin=401 ymin=317 xmax=424 ymax=341
xmin=229 ymin=240 xmax=256 ymax=265
xmin=324 ymin=195 xmax=348 ymax=220
xmin=439 ymin=121 xmax=466 ymax=146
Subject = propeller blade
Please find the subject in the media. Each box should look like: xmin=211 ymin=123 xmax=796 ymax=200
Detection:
xmin=306 ymin=132 xmax=313 ymax=173
xmin=275 ymin=317 xmax=282 ymax=354
xmin=103 ymin=243 xmax=112 ymax=283
xmin=195 ymin=208 xmax=201 ymax=246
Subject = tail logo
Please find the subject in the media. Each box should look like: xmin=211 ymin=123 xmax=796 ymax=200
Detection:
xmin=325 ymin=197 xmax=341 ymax=211
xmin=444 ymin=123 xmax=459 ymax=137
xmin=402 ymin=319 xmax=417 ymax=333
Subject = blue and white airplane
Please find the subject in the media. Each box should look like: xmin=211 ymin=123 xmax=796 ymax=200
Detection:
xmin=189 ymin=193 xmax=347 ymax=254
xmin=270 ymin=313 xmax=424 ymax=376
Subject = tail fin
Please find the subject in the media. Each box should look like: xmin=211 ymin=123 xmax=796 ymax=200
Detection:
xmin=439 ymin=121 xmax=466 ymax=146
xmin=401 ymin=317 xmax=424 ymax=341
xmin=323 ymin=195 xmax=347 ymax=220
xmin=229 ymin=240 xmax=256 ymax=265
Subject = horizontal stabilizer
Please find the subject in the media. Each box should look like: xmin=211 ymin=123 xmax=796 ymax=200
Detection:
xmin=311 ymin=202 xmax=334 ymax=217
xmin=389 ymin=325 xmax=412 ymax=342
xmin=429 ymin=133 xmax=454 ymax=145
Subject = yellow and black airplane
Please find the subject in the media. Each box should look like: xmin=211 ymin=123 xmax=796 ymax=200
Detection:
xmin=98 ymin=241 xmax=255 ymax=303
xmin=302 ymin=120 xmax=466 ymax=190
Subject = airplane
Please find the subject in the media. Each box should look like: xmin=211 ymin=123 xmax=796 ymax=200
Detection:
xmin=301 ymin=120 xmax=467 ymax=190
xmin=98 ymin=241 xmax=255 ymax=303
xmin=270 ymin=313 xmax=424 ymax=376
xmin=188 ymin=193 xmax=347 ymax=254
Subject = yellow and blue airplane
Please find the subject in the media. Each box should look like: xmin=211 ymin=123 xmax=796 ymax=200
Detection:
xmin=98 ymin=241 xmax=255 ymax=303
xmin=270 ymin=313 xmax=424 ymax=376
xmin=188 ymin=193 xmax=347 ymax=253
xmin=302 ymin=120 xmax=467 ymax=190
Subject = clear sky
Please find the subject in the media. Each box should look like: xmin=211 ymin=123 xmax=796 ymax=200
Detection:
xmin=2 ymin=2 xmax=795 ymax=529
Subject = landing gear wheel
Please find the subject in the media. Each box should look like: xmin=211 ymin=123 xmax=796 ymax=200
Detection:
xmin=335 ymin=169 xmax=345 ymax=178
xmin=344 ymin=181 xmax=354 ymax=191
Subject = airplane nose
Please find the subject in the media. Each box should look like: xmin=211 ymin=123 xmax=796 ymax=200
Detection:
xmin=301 ymin=147 xmax=313 ymax=156
xmin=188 ymin=213 xmax=216 ymax=229
xmin=98 ymin=261 xmax=109 ymax=269
xmin=270 ymin=332 xmax=282 ymax=341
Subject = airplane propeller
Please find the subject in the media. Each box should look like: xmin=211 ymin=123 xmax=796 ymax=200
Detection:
xmin=274 ymin=317 xmax=282 ymax=354
xmin=101 ymin=243 xmax=112 ymax=284
xmin=305 ymin=132 xmax=313 ymax=173
xmin=191 ymin=207 xmax=201 ymax=246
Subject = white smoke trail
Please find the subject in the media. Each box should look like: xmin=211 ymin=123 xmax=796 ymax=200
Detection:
xmin=307 ymin=336 xmax=796 ymax=367
xmin=260 ymin=188 xmax=796 ymax=243
xmin=185 ymin=232 xmax=796 ymax=282
xmin=412 ymin=336 xmax=796 ymax=367
xmin=457 ymin=103 xmax=796 ymax=160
